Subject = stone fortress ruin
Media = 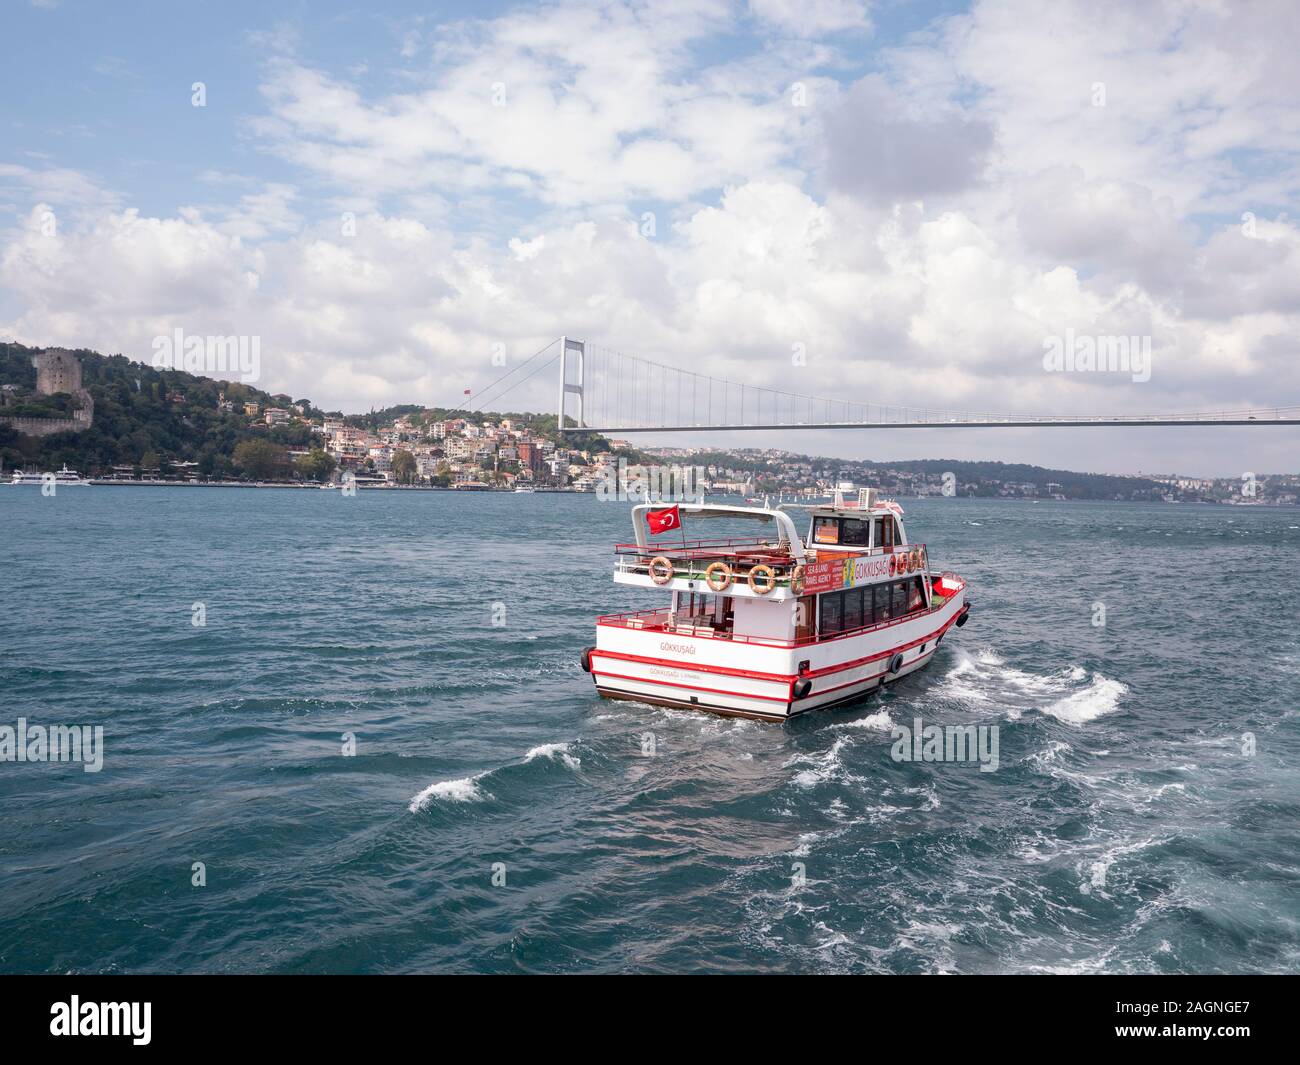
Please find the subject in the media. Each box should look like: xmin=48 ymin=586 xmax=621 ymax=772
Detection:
xmin=0 ymin=348 xmax=94 ymax=436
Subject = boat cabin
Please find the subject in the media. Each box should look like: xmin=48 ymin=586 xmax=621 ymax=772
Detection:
xmin=606 ymin=493 xmax=939 ymax=648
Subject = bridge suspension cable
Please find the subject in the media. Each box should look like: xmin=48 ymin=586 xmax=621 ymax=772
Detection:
xmin=554 ymin=338 xmax=1300 ymax=432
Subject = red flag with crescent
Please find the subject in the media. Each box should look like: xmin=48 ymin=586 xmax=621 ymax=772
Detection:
xmin=645 ymin=505 xmax=681 ymax=535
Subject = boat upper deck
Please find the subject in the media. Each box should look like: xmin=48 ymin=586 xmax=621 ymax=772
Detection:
xmin=598 ymin=572 xmax=966 ymax=648
xmin=613 ymin=501 xmax=932 ymax=606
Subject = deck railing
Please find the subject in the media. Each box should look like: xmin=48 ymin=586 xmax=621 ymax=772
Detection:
xmin=615 ymin=542 xmax=929 ymax=581
xmin=614 ymin=536 xmax=795 ymax=558
xmin=614 ymin=538 xmax=923 ymax=561
xmin=597 ymin=573 xmax=965 ymax=648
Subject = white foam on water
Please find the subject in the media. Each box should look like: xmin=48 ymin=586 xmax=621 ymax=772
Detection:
xmin=789 ymin=830 xmax=821 ymax=857
xmin=1041 ymin=675 xmax=1127 ymax=725
xmin=937 ymin=648 xmax=1125 ymax=728
xmin=408 ymin=773 xmax=490 ymax=811
xmin=893 ymin=918 xmax=961 ymax=973
xmin=1074 ymin=834 xmax=1169 ymax=898
xmin=812 ymin=922 xmax=852 ymax=951
xmin=902 ymin=782 xmax=941 ymax=810
xmin=524 ymin=741 xmax=581 ymax=771
xmin=839 ymin=709 xmax=894 ymax=732
xmin=786 ymin=736 xmax=856 ymax=789
xmin=1026 ymin=739 xmax=1071 ymax=772
xmin=935 ymin=652 xmax=995 ymax=703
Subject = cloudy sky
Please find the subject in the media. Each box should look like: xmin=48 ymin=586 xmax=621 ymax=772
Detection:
xmin=2 ymin=0 xmax=1298 ymax=475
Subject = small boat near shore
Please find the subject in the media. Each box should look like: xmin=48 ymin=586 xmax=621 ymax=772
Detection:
xmin=8 ymin=464 xmax=92 ymax=486
xmin=581 ymin=489 xmax=970 ymax=722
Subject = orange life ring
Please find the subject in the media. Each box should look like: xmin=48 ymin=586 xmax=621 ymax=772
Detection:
xmin=917 ymin=547 xmax=926 ymax=571
xmin=889 ymin=554 xmax=899 ymax=576
xmin=790 ymin=564 xmax=805 ymax=594
xmin=748 ymin=564 xmax=776 ymax=594
xmin=909 ymin=548 xmax=920 ymax=573
xmin=648 ymin=556 xmax=674 ymax=585
xmin=705 ymin=561 xmax=733 ymax=592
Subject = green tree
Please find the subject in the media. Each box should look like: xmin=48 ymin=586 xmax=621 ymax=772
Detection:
xmin=233 ymin=438 xmax=286 ymax=480
xmin=296 ymin=448 xmax=336 ymax=482
xmin=392 ymin=448 xmax=417 ymax=484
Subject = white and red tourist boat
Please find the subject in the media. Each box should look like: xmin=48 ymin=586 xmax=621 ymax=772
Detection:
xmin=582 ymin=489 xmax=971 ymax=722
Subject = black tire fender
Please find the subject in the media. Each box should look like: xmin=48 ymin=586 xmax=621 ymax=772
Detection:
xmin=887 ymin=652 xmax=905 ymax=675
xmin=792 ymin=678 xmax=812 ymax=700
xmin=955 ymin=606 xmax=970 ymax=628
xmin=580 ymin=646 xmax=596 ymax=673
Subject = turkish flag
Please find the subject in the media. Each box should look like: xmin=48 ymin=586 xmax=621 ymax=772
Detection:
xmin=645 ymin=505 xmax=681 ymax=535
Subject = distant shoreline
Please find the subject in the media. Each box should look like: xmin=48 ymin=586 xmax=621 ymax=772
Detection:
xmin=69 ymin=480 xmax=586 ymax=492
xmin=7 ymin=481 xmax=1294 ymax=507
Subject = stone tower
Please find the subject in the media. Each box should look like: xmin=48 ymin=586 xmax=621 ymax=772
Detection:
xmin=34 ymin=348 xmax=83 ymax=395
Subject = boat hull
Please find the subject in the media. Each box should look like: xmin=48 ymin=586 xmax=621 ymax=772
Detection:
xmin=589 ymin=587 xmax=968 ymax=722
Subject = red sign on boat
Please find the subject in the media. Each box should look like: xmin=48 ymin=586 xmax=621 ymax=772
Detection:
xmin=804 ymin=553 xmax=904 ymax=594
xmin=803 ymin=555 xmax=855 ymax=595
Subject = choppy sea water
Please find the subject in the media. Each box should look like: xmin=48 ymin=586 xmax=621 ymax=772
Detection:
xmin=1 ymin=487 xmax=1297 ymax=974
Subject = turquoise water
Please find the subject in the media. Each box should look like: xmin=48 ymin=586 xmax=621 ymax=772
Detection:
xmin=1 ymin=487 xmax=1298 ymax=973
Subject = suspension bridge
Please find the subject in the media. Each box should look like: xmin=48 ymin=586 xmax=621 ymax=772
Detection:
xmin=458 ymin=336 xmax=1300 ymax=432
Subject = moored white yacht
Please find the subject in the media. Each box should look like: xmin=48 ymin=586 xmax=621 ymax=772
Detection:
xmin=9 ymin=464 xmax=91 ymax=486
xmin=582 ymin=489 xmax=970 ymax=721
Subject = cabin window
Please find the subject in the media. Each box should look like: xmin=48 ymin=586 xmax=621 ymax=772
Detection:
xmin=819 ymin=592 xmax=843 ymax=636
xmin=812 ymin=516 xmax=840 ymax=544
xmin=816 ymin=580 xmax=928 ymax=637
xmin=841 ymin=518 xmax=870 ymax=547
xmin=879 ymin=517 xmax=895 ymax=551
xmin=868 ymin=582 xmax=889 ymax=624
xmin=892 ymin=580 xmax=909 ymax=618
xmin=842 ymin=586 xmax=864 ymax=631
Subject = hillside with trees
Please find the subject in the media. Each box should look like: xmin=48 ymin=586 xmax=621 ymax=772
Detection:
xmin=0 ymin=342 xmax=620 ymax=479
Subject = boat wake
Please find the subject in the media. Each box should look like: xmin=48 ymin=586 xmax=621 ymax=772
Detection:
xmin=785 ymin=737 xmax=860 ymax=790
xmin=837 ymin=709 xmax=894 ymax=732
xmin=408 ymin=739 xmax=584 ymax=812
xmin=1041 ymin=676 xmax=1127 ymax=725
xmin=933 ymin=648 xmax=1126 ymax=726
